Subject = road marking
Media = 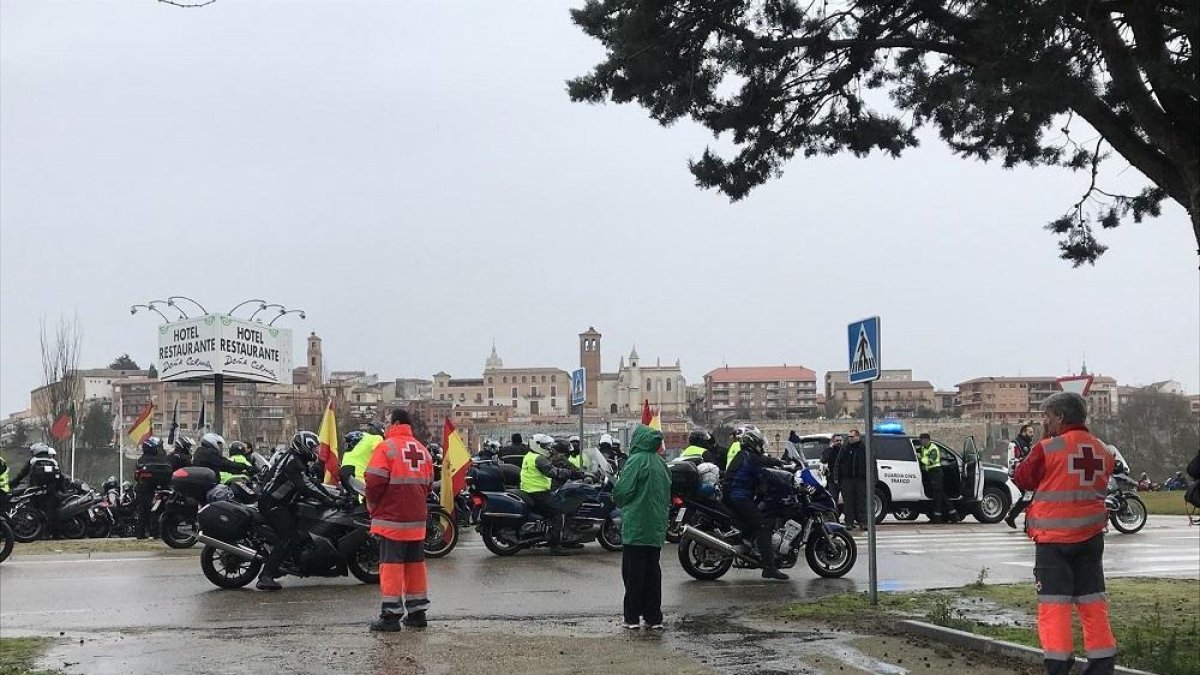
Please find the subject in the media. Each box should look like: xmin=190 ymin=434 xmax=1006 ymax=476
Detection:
xmin=0 ymin=609 xmax=92 ymax=617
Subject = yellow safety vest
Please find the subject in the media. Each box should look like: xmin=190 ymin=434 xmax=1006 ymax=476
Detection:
xmin=220 ymin=454 xmax=253 ymax=484
xmin=520 ymin=452 xmax=551 ymax=493
xmin=725 ymin=441 xmax=742 ymax=469
xmin=680 ymin=445 xmax=706 ymax=459
xmin=342 ymin=434 xmax=383 ymax=479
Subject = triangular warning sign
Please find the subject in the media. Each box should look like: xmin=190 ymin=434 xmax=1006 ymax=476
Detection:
xmin=851 ymin=325 xmax=877 ymax=374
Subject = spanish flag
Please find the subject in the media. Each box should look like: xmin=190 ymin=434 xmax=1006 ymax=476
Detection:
xmin=440 ymin=419 xmax=472 ymax=519
xmin=128 ymin=402 xmax=155 ymax=446
xmin=641 ymin=399 xmax=653 ymax=425
xmin=316 ymin=399 xmax=340 ymax=485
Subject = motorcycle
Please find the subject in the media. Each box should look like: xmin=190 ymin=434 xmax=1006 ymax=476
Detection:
xmin=195 ymin=470 xmax=379 ymax=589
xmin=157 ymin=467 xmax=258 ymax=549
xmin=1106 ymin=463 xmax=1147 ymax=534
xmin=0 ymin=491 xmax=15 ymax=563
xmin=91 ymin=478 xmax=138 ymax=539
xmin=6 ymin=483 xmax=104 ymax=541
xmin=675 ymin=464 xmax=857 ymax=581
xmin=475 ymin=477 xmax=622 ymax=556
xmin=424 ymin=490 xmax=459 ymax=559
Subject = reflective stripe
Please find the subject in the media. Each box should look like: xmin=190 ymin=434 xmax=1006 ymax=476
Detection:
xmin=365 ymin=467 xmax=390 ymax=479
xmin=1031 ymin=489 xmax=1106 ymax=503
xmin=403 ymin=593 xmax=428 ymax=602
xmin=381 ymin=595 xmax=401 ymax=603
xmin=1026 ymin=513 xmax=1108 ymax=530
xmin=389 ymin=477 xmax=429 ymax=485
xmin=1086 ymin=647 xmax=1117 ymax=659
xmin=1043 ymin=651 xmax=1073 ymax=661
xmin=1075 ymin=592 xmax=1107 ymax=605
xmin=1038 ymin=594 xmax=1074 ymax=604
xmin=1044 ymin=437 xmax=1067 ymax=453
xmin=372 ymin=518 xmax=426 ymax=531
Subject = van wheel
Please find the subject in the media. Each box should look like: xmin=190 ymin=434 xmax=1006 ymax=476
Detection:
xmin=872 ymin=487 xmax=890 ymax=524
xmin=973 ymin=486 xmax=1011 ymax=524
xmin=892 ymin=507 xmax=920 ymax=521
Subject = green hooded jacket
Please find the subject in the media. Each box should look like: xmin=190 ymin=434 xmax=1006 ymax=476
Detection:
xmin=612 ymin=425 xmax=670 ymax=548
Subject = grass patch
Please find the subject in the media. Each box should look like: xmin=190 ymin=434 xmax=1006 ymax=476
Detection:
xmin=1137 ymin=490 xmax=1196 ymax=516
xmin=783 ymin=578 xmax=1199 ymax=675
xmin=0 ymin=637 xmax=61 ymax=675
xmin=12 ymin=538 xmax=175 ymax=556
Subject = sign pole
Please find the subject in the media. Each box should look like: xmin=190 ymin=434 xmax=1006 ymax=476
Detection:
xmin=213 ymin=374 xmax=224 ymax=436
xmin=865 ymin=381 xmax=878 ymax=606
xmin=117 ymin=395 xmax=124 ymax=486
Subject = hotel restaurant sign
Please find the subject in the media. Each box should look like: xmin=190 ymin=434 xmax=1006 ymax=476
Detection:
xmin=157 ymin=314 xmax=293 ymax=385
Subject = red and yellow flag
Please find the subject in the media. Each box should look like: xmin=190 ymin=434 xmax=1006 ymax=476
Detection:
xmin=316 ymin=399 xmax=340 ymax=484
xmin=440 ymin=418 xmax=472 ymax=518
xmin=128 ymin=402 xmax=155 ymax=445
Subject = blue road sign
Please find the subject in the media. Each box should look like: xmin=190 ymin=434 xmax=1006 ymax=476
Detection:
xmin=847 ymin=316 xmax=881 ymax=384
xmin=570 ymin=368 xmax=587 ymax=407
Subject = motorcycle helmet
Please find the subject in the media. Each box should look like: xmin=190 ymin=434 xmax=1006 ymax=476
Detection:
xmin=228 ymin=441 xmax=247 ymax=457
xmin=141 ymin=436 xmax=164 ymax=455
xmin=740 ymin=428 xmax=767 ymax=455
xmin=531 ymin=433 xmax=554 ymax=457
xmin=428 ymin=443 xmax=443 ymax=462
xmin=551 ymin=439 xmax=572 ymax=455
xmin=344 ymin=431 xmax=365 ymax=449
xmin=290 ymin=431 xmax=321 ymax=460
xmin=482 ymin=438 xmax=500 ymax=452
xmin=200 ymin=433 xmax=226 ymax=453
xmin=598 ymin=433 xmax=614 ymax=449
xmin=31 ymin=442 xmax=55 ymax=458
xmin=688 ymin=430 xmax=713 ymax=448
xmin=568 ymin=435 xmax=581 ymax=451
xmin=174 ymin=436 xmax=195 ymax=453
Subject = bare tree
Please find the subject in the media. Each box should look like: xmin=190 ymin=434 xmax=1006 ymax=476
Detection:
xmin=37 ymin=314 xmax=83 ymax=443
xmin=234 ymin=383 xmax=267 ymax=445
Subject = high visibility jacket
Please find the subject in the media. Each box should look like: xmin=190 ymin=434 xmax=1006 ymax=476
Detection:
xmin=919 ymin=443 xmax=941 ymax=470
xmin=220 ymin=454 xmax=254 ymax=484
xmin=568 ymin=454 xmax=583 ymax=469
xmin=1015 ymin=426 xmax=1113 ymax=544
xmin=521 ymin=452 xmax=551 ymax=493
xmin=342 ymin=434 xmax=382 ymax=479
xmin=725 ymin=441 xmax=742 ymax=469
xmin=0 ymin=456 xmax=9 ymax=492
xmin=364 ymin=424 xmax=433 ymax=542
xmin=680 ymin=445 xmax=706 ymax=459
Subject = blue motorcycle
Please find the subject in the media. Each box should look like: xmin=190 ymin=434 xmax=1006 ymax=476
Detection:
xmin=476 ymin=479 xmax=622 ymax=556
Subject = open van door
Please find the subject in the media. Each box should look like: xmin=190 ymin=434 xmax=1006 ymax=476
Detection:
xmin=962 ymin=436 xmax=984 ymax=502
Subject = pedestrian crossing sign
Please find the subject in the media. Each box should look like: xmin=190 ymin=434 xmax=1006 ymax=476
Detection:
xmin=570 ymin=368 xmax=586 ymax=407
xmin=848 ymin=316 xmax=881 ymax=384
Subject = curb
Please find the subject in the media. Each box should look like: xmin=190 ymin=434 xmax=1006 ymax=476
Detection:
xmin=897 ymin=620 xmax=1155 ymax=675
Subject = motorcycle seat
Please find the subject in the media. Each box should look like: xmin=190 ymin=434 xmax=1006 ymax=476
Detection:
xmin=508 ymin=490 xmax=537 ymax=508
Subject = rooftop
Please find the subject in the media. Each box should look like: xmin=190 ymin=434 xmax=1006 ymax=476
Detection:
xmin=705 ymin=365 xmax=817 ymax=383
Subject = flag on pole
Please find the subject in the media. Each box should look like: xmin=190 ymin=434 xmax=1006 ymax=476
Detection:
xmin=440 ymin=418 xmax=473 ymax=519
xmin=316 ymin=399 xmax=340 ymax=485
xmin=641 ymin=399 xmax=653 ymax=425
xmin=196 ymin=400 xmax=207 ymax=432
xmin=167 ymin=400 xmax=180 ymax=445
xmin=128 ymin=402 xmax=156 ymax=446
xmin=50 ymin=403 xmax=74 ymax=441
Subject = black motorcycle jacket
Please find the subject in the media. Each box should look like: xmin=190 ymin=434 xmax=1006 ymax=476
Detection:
xmin=192 ymin=445 xmax=251 ymax=476
xmin=14 ymin=457 xmax=62 ymax=488
xmin=260 ymin=450 xmax=335 ymax=505
xmin=168 ymin=451 xmax=191 ymax=472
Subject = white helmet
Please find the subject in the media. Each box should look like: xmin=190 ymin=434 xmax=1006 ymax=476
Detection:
xmin=200 ymin=433 xmax=226 ymax=452
xmin=598 ymin=433 xmax=614 ymax=447
xmin=531 ymin=433 xmax=554 ymax=456
xmin=569 ymin=435 xmax=581 ymax=444
xmin=697 ymin=462 xmax=720 ymax=486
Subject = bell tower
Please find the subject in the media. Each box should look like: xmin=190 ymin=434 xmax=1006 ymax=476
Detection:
xmin=579 ymin=327 xmax=601 ymax=409
xmin=307 ymin=332 xmax=324 ymax=392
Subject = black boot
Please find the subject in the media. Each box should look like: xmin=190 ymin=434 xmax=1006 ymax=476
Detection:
xmin=256 ymin=572 xmax=282 ymax=591
xmin=762 ymin=568 xmax=790 ymax=581
xmin=402 ymin=611 xmax=427 ymax=628
xmin=370 ymin=614 xmax=402 ymax=632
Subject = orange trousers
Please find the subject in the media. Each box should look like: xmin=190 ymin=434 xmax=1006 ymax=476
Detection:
xmin=1034 ymin=535 xmax=1116 ymax=675
xmin=379 ymin=539 xmax=428 ymax=617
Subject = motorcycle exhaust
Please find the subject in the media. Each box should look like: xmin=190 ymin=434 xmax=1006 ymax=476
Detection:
xmin=196 ymin=534 xmax=262 ymax=562
xmin=679 ymin=525 xmax=755 ymax=563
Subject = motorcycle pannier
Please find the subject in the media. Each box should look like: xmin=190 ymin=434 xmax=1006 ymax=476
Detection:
xmin=197 ymin=501 xmax=255 ymax=541
xmin=171 ymin=467 xmax=218 ymax=501
xmin=470 ymin=464 xmax=508 ymax=492
xmin=669 ymin=462 xmax=700 ymax=494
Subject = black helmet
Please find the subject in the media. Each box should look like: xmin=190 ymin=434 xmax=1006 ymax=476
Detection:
xmin=551 ymin=439 xmax=571 ymax=455
xmin=344 ymin=431 xmax=365 ymax=449
xmin=740 ymin=428 xmax=767 ymax=455
xmin=290 ymin=431 xmax=321 ymax=460
xmin=688 ymin=430 xmax=713 ymax=448
xmin=141 ymin=436 xmax=164 ymax=454
xmin=228 ymin=441 xmax=247 ymax=457
xmin=175 ymin=436 xmax=195 ymax=453
xmin=365 ymin=422 xmax=385 ymax=437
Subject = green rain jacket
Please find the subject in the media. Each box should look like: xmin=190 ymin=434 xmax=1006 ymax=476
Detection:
xmin=612 ymin=425 xmax=670 ymax=548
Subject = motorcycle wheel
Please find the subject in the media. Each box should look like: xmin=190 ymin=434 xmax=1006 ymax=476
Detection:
xmin=892 ymin=508 xmax=920 ymax=522
xmin=348 ymin=537 xmax=381 ymax=584
xmin=480 ymin=522 xmax=522 ymax=557
xmin=805 ymin=529 xmax=857 ymax=578
xmin=424 ymin=508 xmax=458 ymax=559
xmin=0 ymin=520 xmax=15 ymax=563
xmin=677 ymin=538 xmax=733 ymax=581
xmin=58 ymin=515 xmax=88 ymax=540
xmin=9 ymin=506 xmax=45 ymax=543
xmin=200 ymin=544 xmax=262 ymax=589
xmin=160 ymin=513 xmax=198 ymax=549
xmin=598 ymin=516 xmax=622 ymax=552
xmin=665 ymin=523 xmax=682 ymax=544
xmin=1109 ymin=495 xmax=1147 ymax=534
xmin=85 ymin=515 xmax=112 ymax=539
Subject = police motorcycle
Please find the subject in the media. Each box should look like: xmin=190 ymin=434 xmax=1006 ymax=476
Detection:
xmin=7 ymin=481 xmax=105 ymax=542
xmin=1106 ymin=461 xmax=1147 ymax=534
xmin=474 ymin=456 xmax=622 ymax=556
xmin=674 ymin=460 xmax=857 ymax=581
xmin=195 ymin=466 xmax=379 ymax=589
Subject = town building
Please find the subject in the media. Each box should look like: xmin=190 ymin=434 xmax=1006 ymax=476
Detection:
xmin=703 ymin=365 xmax=819 ymax=420
xmin=30 ymin=368 xmax=150 ymax=420
xmin=824 ymin=369 xmax=934 ymax=417
xmin=955 ymin=376 xmax=1059 ymax=422
xmin=934 ymin=390 xmax=959 ymax=415
xmin=434 ymin=346 xmax=571 ymax=417
xmin=579 ymin=328 xmax=688 ymax=418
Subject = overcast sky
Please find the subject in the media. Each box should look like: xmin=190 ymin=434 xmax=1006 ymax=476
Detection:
xmin=2 ymin=0 xmax=1197 ymax=416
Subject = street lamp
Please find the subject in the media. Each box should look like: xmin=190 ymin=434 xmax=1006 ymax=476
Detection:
xmin=227 ymin=299 xmax=268 ymax=317
xmin=130 ymin=304 xmax=171 ymax=323
xmin=269 ymin=308 xmax=306 ymax=326
xmin=148 ymin=299 xmax=187 ymax=320
xmin=250 ymin=303 xmax=285 ymax=322
xmin=167 ymin=296 xmax=209 ymax=316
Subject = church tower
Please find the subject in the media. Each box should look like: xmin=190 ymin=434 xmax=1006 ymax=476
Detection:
xmin=485 ymin=342 xmax=504 ymax=371
xmin=307 ymin=333 xmax=324 ymax=392
xmin=579 ymin=327 xmax=601 ymax=409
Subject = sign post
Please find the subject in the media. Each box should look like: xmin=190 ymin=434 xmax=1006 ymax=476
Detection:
xmin=848 ymin=316 xmax=881 ymax=605
xmin=571 ymin=368 xmax=586 ymax=451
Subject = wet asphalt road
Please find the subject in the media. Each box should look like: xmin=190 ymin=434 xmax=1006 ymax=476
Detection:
xmin=2 ymin=516 xmax=1194 ymax=634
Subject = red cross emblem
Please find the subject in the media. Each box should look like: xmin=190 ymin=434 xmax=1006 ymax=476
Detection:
xmin=1068 ymin=444 xmax=1104 ymax=483
xmin=403 ymin=443 xmax=426 ymax=472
